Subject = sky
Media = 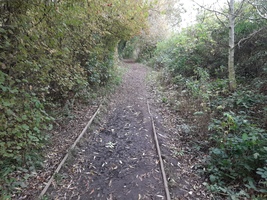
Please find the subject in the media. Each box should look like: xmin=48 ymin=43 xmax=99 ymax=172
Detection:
xmin=180 ymin=0 xmax=226 ymax=28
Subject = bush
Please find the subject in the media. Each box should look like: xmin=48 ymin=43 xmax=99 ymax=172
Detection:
xmin=207 ymin=112 xmax=267 ymax=196
xmin=0 ymin=0 xmax=149 ymax=196
xmin=0 ymin=71 xmax=53 ymax=194
xmin=150 ymin=3 xmax=267 ymax=199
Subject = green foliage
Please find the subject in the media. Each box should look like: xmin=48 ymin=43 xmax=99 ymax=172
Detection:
xmin=185 ymin=68 xmax=210 ymax=99
xmin=152 ymin=3 xmax=267 ymax=81
xmin=136 ymin=37 xmax=157 ymax=62
xmin=207 ymin=112 xmax=267 ymax=196
xmin=0 ymin=71 xmax=53 ymax=195
xmin=84 ymin=51 xmax=115 ymax=86
xmin=120 ymin=36 xmax=157 ymax=62
xmin=121 ymin=37 xmax=139 ymax=59
xmin=151 ymin=21 xmax=220 ymax=78
xmin=257 ymin=165 xmax=267 ymax=187
xmin=150 ymin=2 xmax=267 ymax=198
xmin=0 ymin=0 xmax=149 ymax=196
xmin=0 ymin=72 xmax=52 ymax=159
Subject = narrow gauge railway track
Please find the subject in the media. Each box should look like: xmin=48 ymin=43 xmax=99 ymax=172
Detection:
xmin=147 ymin=100 xmax=171 ymax=200
xmin=38 ymin=106 xmax=101 ymax=199
xmin=38 ymin=103 xmax=171 ymax=199
xmin=39 ymin=62 xmax=171 ymax=200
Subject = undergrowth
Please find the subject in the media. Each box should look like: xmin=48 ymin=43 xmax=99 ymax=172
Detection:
xmin=0 ymin=63 xmax=125 ymax=199
xmin=1 ymin=0 xmax=148 ymax=197
xmin=149 ymin=5 xmax=267 ymax=198
xmin=156 ymin=67 xmax=267 ymax=199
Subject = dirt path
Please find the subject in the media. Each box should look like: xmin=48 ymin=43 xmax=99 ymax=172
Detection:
xmin=46 ymin=61 xmax=166 ymax=199
xmin=45 ymin=61 xmax=211 ymax=200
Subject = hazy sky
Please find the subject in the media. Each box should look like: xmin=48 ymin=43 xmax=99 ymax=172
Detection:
xmin=180 ymin=0 xmax=226 ymax=28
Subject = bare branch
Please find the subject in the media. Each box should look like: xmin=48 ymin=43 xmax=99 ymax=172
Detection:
xmin=234 ymin=0 xmax=247 ymax=18
xmin=237 ymin=26 xmax=267 ymax=48
xmin=215 ymin=11 xmax=227 ymax=27
xmin=248 ymin=0 xmax=267 ymax=19
xmin=256 ymin=7 xmax=267 ymax=19
xmin=227 ymin=0 xmax=230 ymax=9
xmin=149 ymin=8 xmax=161 ymax=14
xmin=191 ymin=0 xmax=228 ymax=18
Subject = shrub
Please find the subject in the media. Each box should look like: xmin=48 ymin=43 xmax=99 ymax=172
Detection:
xmin=207 ymin=112 xmax=267 ymax=196
xmin=0 ymin=71 xmax=53 ymax=194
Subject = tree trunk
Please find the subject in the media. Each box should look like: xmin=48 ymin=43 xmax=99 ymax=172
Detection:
xmin=228 ymin=0 xmax=237 ymax=91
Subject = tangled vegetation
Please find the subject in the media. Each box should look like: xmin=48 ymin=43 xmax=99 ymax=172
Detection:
xmin=0 ymin=0 xmax=149 ymax=197
xmin=147 ymin=2 xmax=267 ymax=199
xmin=1 ymin=0 xmax=267 ymax=198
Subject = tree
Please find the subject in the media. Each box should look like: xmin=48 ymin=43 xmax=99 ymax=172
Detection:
xmin=192 ymin=0 xmax=249 ymax=91
xmin=228 ymin=0 xmax=237 ymax=91
xmin=147 ymin=0 xmax=182 ymax=40
xmin=120 ymin=0 xmax=183 ymax=61
xmin=250 ymin=0 xmax=267 ymax=19
xmin=0 ymin=0 xmax=150 ymax=196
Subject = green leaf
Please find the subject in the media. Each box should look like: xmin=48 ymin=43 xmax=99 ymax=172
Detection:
xmin=0 ymin=85 xmax=8 ymax=92
xmin=0 ymin=132 xmax=7 ymax=136
xmin=209 ymin=174 xmax=217 ymax=183
xmin=33 ymin=127 xmax=40 ymax=133
xmin=21 ymin=115 xmax=28 ymax=120
xmin=242 ymin=133 xmax=248 ymax=140
xmin=212 ymin=148 xmax=222 ymax=155
xmin=21 ymin=124 xmax=30 ymax=131
xmin=253 ymin=153 xmax=259 ymax=159
xmin=245 ymin=177 xmax=257 ymax=190
xmin=10 ymin=89 xmax=18 ymax=94
xmin=28 ymin=135 xmax=39 ymax=142
xmin=0 ymin=28 xmax=7 ymax=34
xmin=0 ymin=71 xmax=5 ymax=84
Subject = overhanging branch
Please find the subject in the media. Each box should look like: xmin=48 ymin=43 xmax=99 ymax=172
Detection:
xmin=248 ymin=0 xmax=267 ymax=19
xmin=191 ymin=0 xmax=228 ymax=18
xmin=237 ymin=26 xmax=267 ymax=48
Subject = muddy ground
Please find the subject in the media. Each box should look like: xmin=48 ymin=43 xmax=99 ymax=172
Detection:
xmin=42 ymin=61 xmax=212 ymax=199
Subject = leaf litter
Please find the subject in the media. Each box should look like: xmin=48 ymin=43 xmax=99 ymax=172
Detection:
xmin=16 ymin=60 xmax=213 ymax=199
xmin=45 ymin=60 xmax=166 ymax=199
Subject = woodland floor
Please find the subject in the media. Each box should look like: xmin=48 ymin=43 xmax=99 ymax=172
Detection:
xmin=18 ymin=61 xmax=213 ymax=199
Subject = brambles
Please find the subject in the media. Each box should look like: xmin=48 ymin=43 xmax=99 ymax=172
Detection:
xmin=149 ymin=2 xmax=267 ymax=198
xmin=0 ymin=0 xmax=149 ymax=196
xmin=207 ymin=112 xmax=267 ymax=196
